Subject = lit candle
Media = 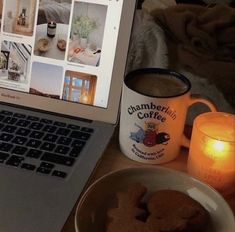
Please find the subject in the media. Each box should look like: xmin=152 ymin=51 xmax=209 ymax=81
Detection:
xmin=187 ymin=112 xmax=235 ymax=196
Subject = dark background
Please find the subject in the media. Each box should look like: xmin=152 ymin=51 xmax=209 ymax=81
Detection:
xmin=137 ymin=0 xmax=235 ymax=9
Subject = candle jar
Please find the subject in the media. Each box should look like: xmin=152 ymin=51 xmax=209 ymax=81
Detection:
xmin=187 ymin=112 xmax=235 ymax=196
xmin=47 ymin=21 xmax=57 ymax=38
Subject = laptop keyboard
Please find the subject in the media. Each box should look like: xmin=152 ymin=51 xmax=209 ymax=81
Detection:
xmin=0 ymin=110 xmax=94 ymax=179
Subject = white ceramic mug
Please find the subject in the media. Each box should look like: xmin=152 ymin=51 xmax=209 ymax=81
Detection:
xmin=119 ymin=68 xmax=217 ymax=164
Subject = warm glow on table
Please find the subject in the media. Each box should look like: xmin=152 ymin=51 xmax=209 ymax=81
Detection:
xmin=187 ymin=112 xmax=235 ymax=196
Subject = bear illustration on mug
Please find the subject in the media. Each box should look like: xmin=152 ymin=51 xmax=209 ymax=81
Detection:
xmin=130 ymin=122 xmax=170 ymax=147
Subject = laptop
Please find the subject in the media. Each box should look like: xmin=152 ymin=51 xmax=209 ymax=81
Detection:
xmin=0 ymin=0 xmax=136 ymax=231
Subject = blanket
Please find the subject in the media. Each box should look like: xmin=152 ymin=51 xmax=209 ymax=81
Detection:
xmin=151 ymin=4 xmax=235 ymax=109
xmin=39 ymin=0 xmax=71 ymax=24
xmin=126 ymin=11 xmax=168 ymax=72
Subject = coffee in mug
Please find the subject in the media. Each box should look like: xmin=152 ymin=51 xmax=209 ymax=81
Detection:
xmin=126 ymin=73 xmax=188 ymax=97
xmin=119 ymin=68 xmax=217 ymax=164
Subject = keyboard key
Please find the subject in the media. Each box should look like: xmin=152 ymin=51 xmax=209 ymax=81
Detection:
xmin=69 ymin=147 xmax=82 ymax=157
xmin=70 ymin=131 xmax=91 ymax=140
xmin=13 ymin=113 xmax=26 ymax=118
xmin=30 ymin=131 xmax=44 ymax=139
xmin=0 ymin=114 xmax=5 ymax=121
xmin=29 ymin=122 xmax=43 ymax=130
xmin=0 ymin=152 xmax=9 ymax=163
xmin=0 ymin=123 xmax=4 ymax=129
xmin=0 ymin=115 xmax=5 ymax=121
xmin=71 ymin=140 xmax=86 ymax=149
xmin=0 ymin=142 xmax=13 ymax=152
xmin=16 ymin=119 xmax=29 ymax=127
xmin=54 ymin=121 xmax=66 ymax=127
xmin=6 ymin=155 xmax=24 ymax=167
xmin=27 ymin=116 xmax=39 ymax=121
xmin=21 ymin=163 xmax=36 ymax=171
xmin=26 ymin=139 xmax=42 ymax=148
xmin=37 ymin=167 xmax=51 ymax=174
xmin=41 ymin=142 xmax=56 ymax=151
xmin=40 ymin=118 xmax=52 ymax=124
xmin=2 ymin=125 xmax=17 ymax=133
xmin=26 ymin=149 xmax=42 ymax=159
xmin=67 ymin=124 xmax=80 ymax=130
xmin=41 ymin=152 xmax=75 ymax=166
xmin=69 ymin=141 xmax=86 ymax=157
xmin=0 ymin=133 xmax=14 ymax=141
xmin=81 ymin=127 xmax=94 ymax=133
xmin=40 ymin=162 xmax=54 ymax=169
xmin=55 ymin=145 xmax=70 ymax=155
xmin=12 ymin=146 xmax=28 ymax=155
xmin=0 ymin=110 xmax=13 ymax=116
xmin=12 ymin=136 xmax=28 ymax=145
xmin=43 ymin=134 xmax=58 ymax=142
xmin=56 ymin=128 xmax=70 ymax=136
xmin=3 ymin=117 xmax=18 ymax=124
xmin=57 ymin=137 xmax=72 ymax=146
xmin=43 ymin=125 xmax=57 ymax=133
xmin=52 ymin=170 xmax=67 ymax=178
xmin=16 ymin=128 xmax=31 ymax=136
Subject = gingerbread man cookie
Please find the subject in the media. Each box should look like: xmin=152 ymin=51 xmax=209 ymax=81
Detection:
xmin=146 ymin=189 xmax=210 ymax=232
xmin=106 ymin=185 xmax=210 ymax=232
xmin=106 ymin=183 xmax=151 ymax=232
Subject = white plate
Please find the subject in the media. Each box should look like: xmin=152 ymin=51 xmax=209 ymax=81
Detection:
xmin=75 ymin=167 xmax=235 ymax=232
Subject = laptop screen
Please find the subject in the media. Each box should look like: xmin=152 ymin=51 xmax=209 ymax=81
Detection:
xmin=0 ymin=0 xmax=136 ymax=124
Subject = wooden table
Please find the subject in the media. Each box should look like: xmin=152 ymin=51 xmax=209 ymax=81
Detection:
xmin=62 ymin=129 xmax=235 ymax=232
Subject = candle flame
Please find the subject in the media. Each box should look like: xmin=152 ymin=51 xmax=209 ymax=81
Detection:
xmin=205 ymin=139 xmax=230 ymax=160
xmin=213 ymin=140 xmax=225 ymax=152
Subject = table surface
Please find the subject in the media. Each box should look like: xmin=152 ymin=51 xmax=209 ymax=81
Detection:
xmin=62 ymin=129 xmax=235 ymax=232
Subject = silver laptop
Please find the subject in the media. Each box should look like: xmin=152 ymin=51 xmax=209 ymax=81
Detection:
xmin=0 ymin=0 xmax=136 ymax=231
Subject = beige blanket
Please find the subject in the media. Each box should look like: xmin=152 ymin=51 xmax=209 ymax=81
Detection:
xmin=151 ymin=4 xmax=235 ymax=109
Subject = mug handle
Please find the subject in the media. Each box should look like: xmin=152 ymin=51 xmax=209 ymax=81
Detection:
xmin=181 ymin=94 xmax=217 ymax=148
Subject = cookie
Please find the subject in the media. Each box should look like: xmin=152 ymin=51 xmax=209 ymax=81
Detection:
xmin=106 ymin=185 xmax=210 ymax=232
xmin=106 ymin=183 xmax=149 ymax=232
xmin=146 ymin=190 xmax=210 ymax=232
